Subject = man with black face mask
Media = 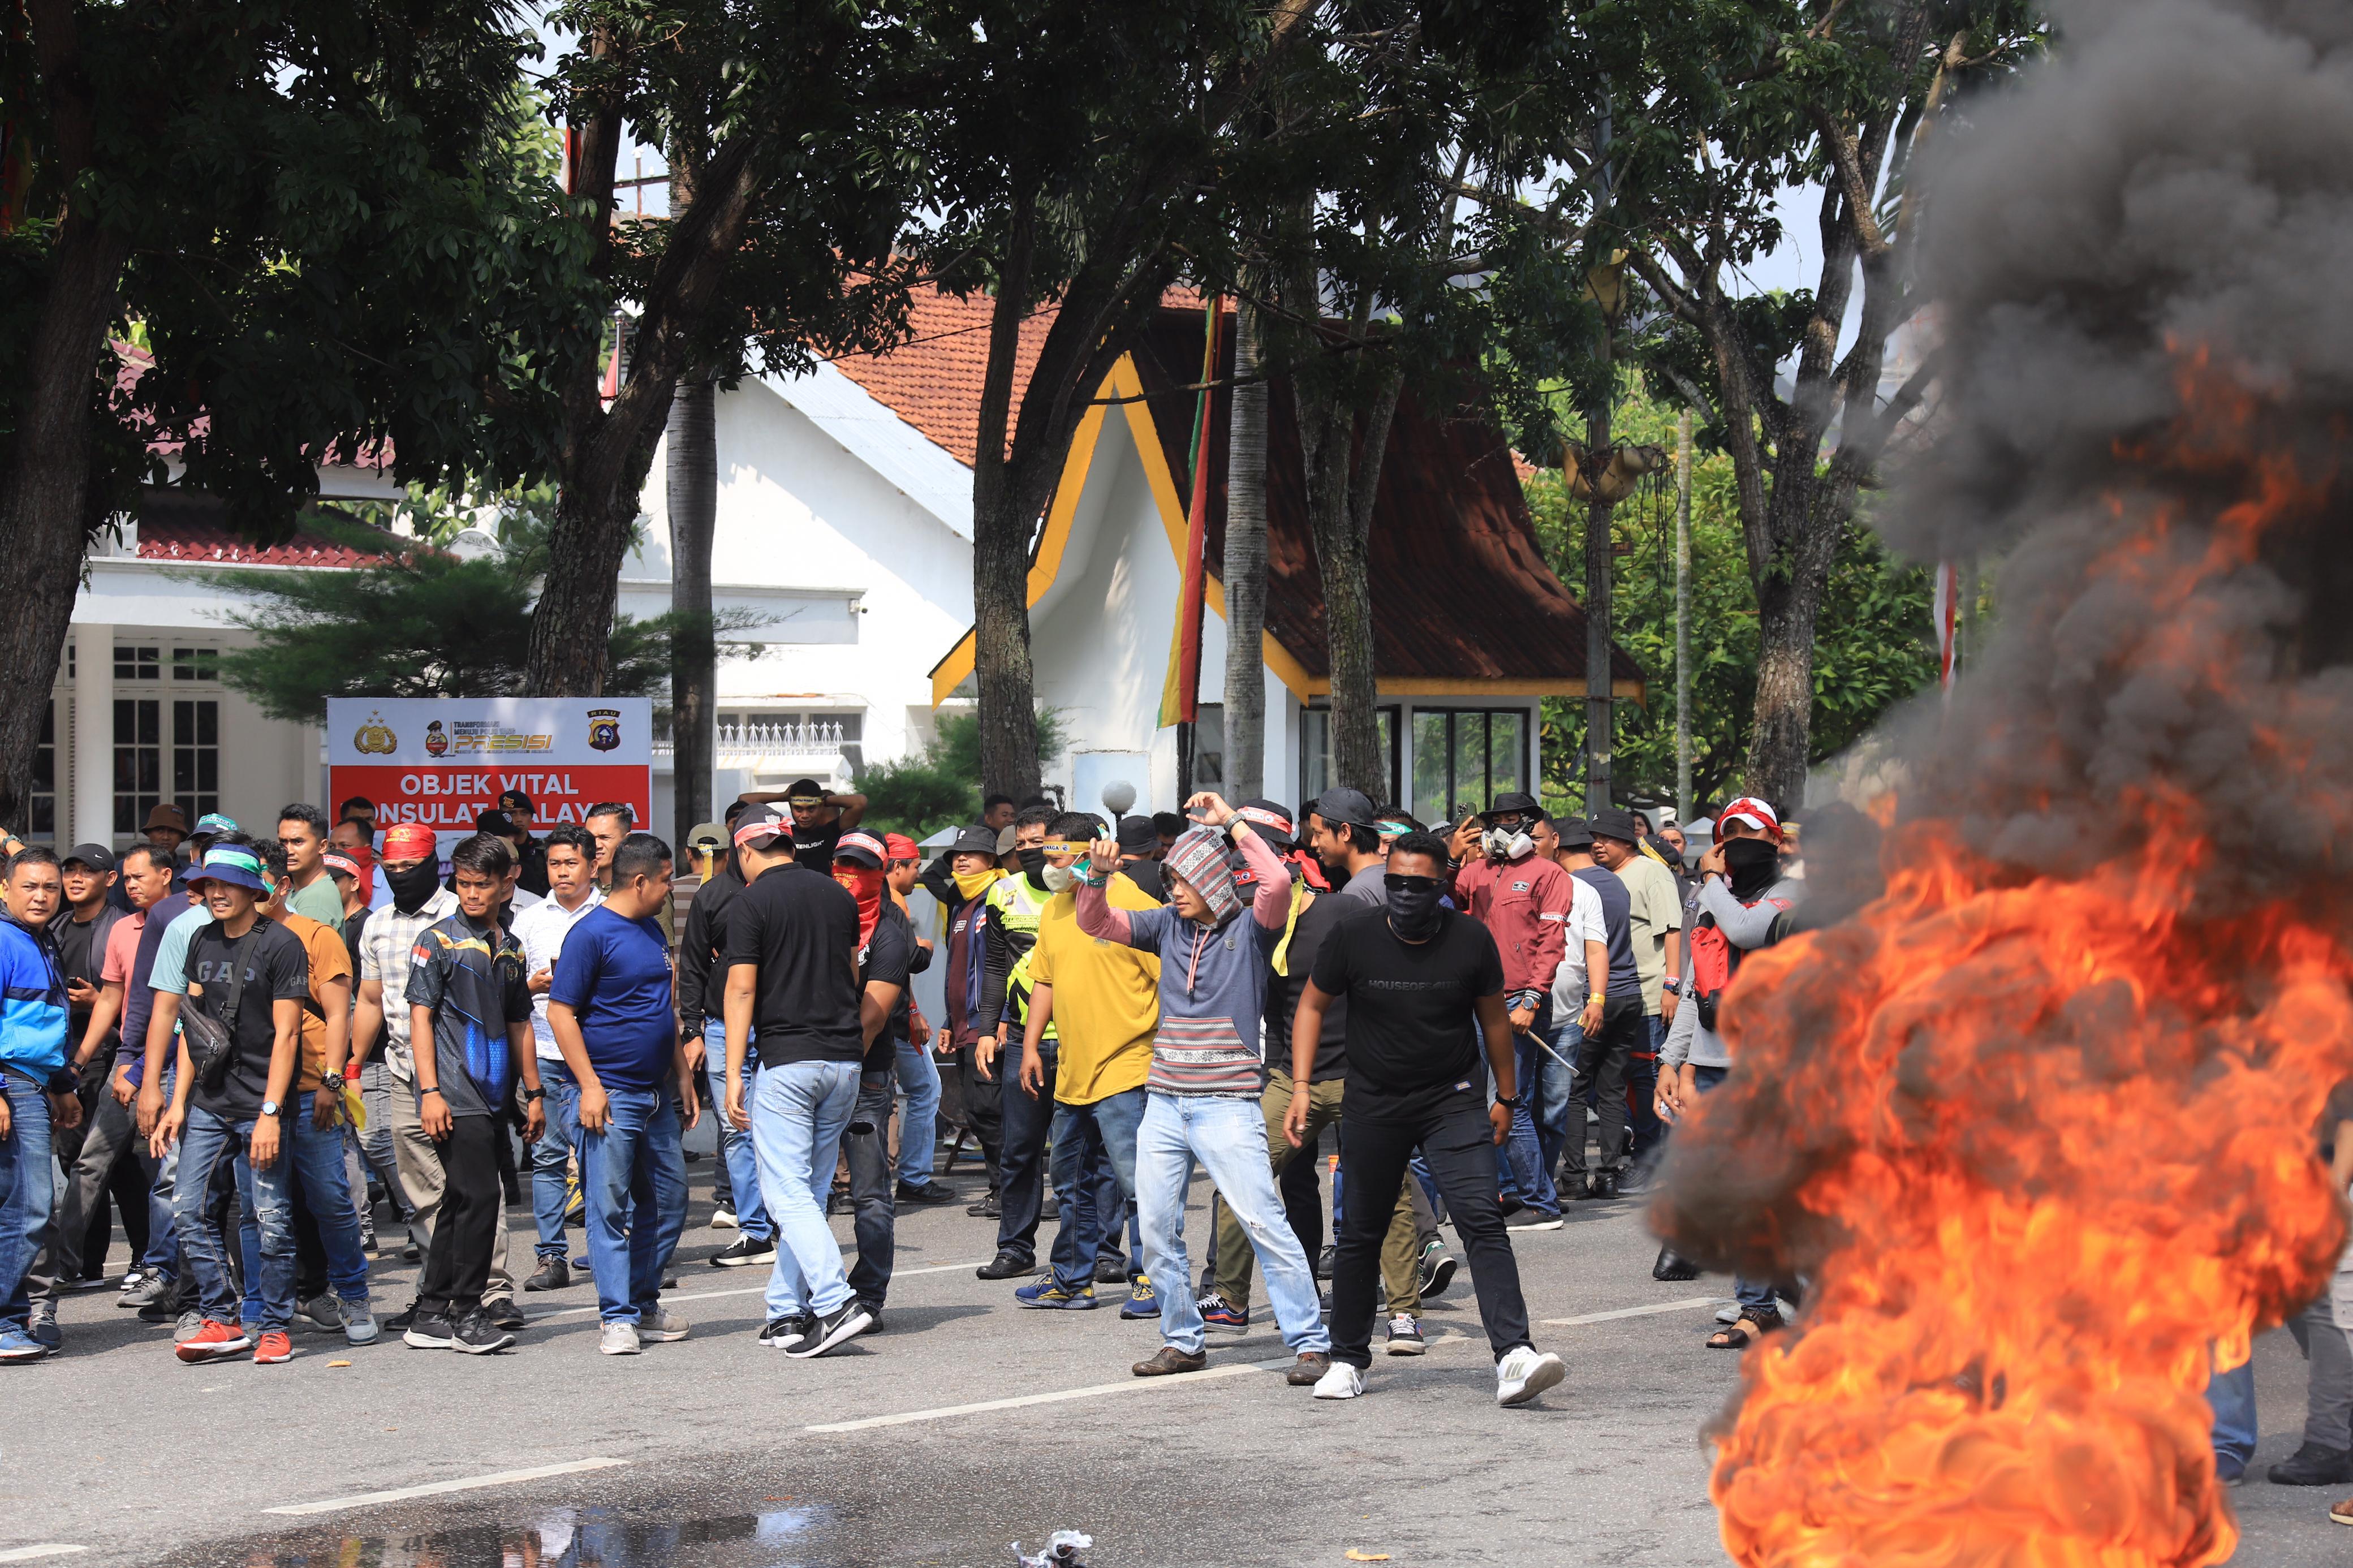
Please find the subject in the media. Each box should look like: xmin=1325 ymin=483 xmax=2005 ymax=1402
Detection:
xmin=971 ymin=806 xmax=1059 ymax=1280
xmin=1654 ymin=796 xmax=1799 ymax=1350
xmin=1290 ymin=832 xmax=1567 ymax=1407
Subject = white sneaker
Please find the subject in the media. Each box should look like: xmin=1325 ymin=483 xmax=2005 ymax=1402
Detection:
xmin=1495 ymin=1346 xmax=1566 ymax=1407
xmin=1312 ymin=1361 xmax=1365 ymax=1400
xmin=598 ymin=1321 xmax=641 ymax=1355
xmin=711 ymin=1207 xmax=739 ymax=1230
xmin=638 ymin=1307 xmax=689 ymax=1343
xmin=341 ymin=1299 xmax=380 ymax=1345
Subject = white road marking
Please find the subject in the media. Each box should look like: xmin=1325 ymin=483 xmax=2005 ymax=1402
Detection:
xmin=807 ymin=1336 xmax=1480 ymax=1433
xmin=0 ymin=1546 xmax=89 ymax=1563
xmin=523 ymin=1260 xmax=993 ymax=1324
xmin=1540 ymin=1295 xmax=1729 ymax=1327
xmin=262 ymin=1458 xmax=630 ymax=1517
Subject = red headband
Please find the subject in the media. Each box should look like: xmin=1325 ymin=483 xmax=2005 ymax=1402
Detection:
xmin=382 ymin=824 xmax=437 ymax=858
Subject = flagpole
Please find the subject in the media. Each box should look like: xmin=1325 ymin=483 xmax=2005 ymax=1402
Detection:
xmin=1170 ymin=296 xmax=1223 ymax=798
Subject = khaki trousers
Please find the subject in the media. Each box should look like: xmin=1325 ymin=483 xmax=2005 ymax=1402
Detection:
xmin=1213 ymin=1071 xmax=1420 ymax=1318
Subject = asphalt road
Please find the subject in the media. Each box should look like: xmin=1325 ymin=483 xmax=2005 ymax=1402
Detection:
xmin=0 ymin=1153 xmax=2343 ymax=1568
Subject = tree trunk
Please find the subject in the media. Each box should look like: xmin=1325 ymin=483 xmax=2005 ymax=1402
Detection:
xmin=968 ymin=191 xmax=1045 ymax=802
xmin=1219 ymin=299 xmax=1269 ymax=802
xmin=667 ymin=374 xmax=718 ymax=848
xmin=1581 ymin=320 xmax=1618 ymax=812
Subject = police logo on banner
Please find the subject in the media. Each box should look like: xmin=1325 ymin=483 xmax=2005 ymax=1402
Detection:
xmin=588 ymin=708 xmax=623 ymax=752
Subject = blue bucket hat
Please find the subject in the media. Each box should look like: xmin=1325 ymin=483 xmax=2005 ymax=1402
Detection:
xmin=186 ymin=844 xmax=269 ymax=893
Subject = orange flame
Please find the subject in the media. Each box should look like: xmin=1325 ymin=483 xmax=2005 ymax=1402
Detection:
xmin=1659 ymin=352 xmax=2353 ymax=1568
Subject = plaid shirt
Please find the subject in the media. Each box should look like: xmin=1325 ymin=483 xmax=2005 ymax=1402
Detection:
xmin=358 ymin=885 xmax=459 ymax=1081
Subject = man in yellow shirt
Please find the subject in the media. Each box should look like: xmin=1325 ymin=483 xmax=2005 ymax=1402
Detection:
xmin=1010 ymin=812 xmax=1161 ymax=1314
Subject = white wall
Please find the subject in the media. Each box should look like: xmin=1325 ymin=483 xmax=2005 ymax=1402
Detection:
xmin=627 ymin=374 xmax=976 ymax=771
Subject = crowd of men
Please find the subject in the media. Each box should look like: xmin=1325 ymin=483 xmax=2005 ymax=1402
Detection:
xmin=0 ymin=773 xmax=1820 ymax=1410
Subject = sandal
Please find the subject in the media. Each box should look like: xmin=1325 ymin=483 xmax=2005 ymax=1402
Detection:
xmin=1707 ymin=1306 xmax=1785 ymax=1350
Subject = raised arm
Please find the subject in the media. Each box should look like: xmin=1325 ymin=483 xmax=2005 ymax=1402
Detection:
xmin=1229 ymin=818 xmax=1293 ymax=931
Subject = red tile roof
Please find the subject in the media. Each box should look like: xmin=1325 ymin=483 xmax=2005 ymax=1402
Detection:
xmin=825 ymin=288 xmax=1055 ymax=468
xmin=135 ymin=518 xmax=399 ymax=568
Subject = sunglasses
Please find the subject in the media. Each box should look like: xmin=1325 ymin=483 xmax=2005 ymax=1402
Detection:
xmin=1384 ymin=873 xmax=1441 ymax=895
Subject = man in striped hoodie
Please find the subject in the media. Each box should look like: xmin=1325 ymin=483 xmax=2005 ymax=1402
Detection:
xmin=1077 ymin=794 xmax=1330 ymax=1385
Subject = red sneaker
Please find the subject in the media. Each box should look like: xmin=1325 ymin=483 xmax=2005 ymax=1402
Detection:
xmin=175 ymin=1320 xmax=252 ymax=1363
xmin=252 ymin=1330 xmax=293 ymax=1364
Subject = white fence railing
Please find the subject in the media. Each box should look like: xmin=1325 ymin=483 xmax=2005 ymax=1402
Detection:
xmin=654 ymin=718 xmax=850 ymax=766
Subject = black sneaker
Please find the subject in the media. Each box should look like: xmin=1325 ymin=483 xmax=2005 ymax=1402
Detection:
xmin=757 ymin=1315 xmax=809 ymax=1349
xmin=785 ymin=1300 xmax=874 ymax=1358
xmin=1417 ymin=1242 xmax=1457 ymax=1299
xmin=403 ymin=1311 xmax=455 ymax=1350
xmin=1315 ymin=1245 xmax=1335 ymax=1281
xmin=1591 ymin=1170 xmax=1620 ymax=1200
xmin=896 ymin=1180 xmax=958 ymax=1206
xmin=482 ymin=1296 xmax=527 ymax=1331
xmin=1093 ymin=1256 xmax=1127 ymax=1285
xmin=524 ymin=1257 xmax=571 ymax=1292
xmin=857 ymin=1299 xmax=885 ymax=1333
xmin=710 ymin=1234 xmax=778 ymax=1268
xmin=385 ymin=1302 xmax=420 ymax=1331
xmin=2270 ymin=1441 xmax=2353 ymax=1487
xmin=975 ymin=1251 xmax=1034 ymax=1280
xmin=451 ymin=1308 xmax=516 ymax=1355
xmin=966 ymin=1191 xmax=1002 ymax=1219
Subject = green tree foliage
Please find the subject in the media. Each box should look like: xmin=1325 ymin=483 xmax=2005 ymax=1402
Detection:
xmin=858 ymin=709 xmax=1066 ymax=842
xmin=1527 ymin=389 xmax=1936 ymax=815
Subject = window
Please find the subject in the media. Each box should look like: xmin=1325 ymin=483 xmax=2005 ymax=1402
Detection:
xmin=173 ymin=699 xmax=220 ymax=822
xmin=114 ymin=645 xmax=160 ymax=681
xmin=1299 ymin=705 xmax=1400 ymax=808
xmin=114 ymin=699 xmax=161 ymax=835
xmin=171 ymin=647 xmax=219 ymax=682
xmin=29 ymin=701 xmax=56 ymax=841
xmin=1411 ymin=708 xmax=1529 ymax=824
xmin=714 ymin=710 xmax=864 ymax=776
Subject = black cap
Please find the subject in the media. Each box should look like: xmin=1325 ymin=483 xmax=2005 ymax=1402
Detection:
xmin=64 ymin=842 xmax=117 ymax=873
xmin=1236 ymin=798 xmax=1295 ymax=846
xmin=1588 ymin=807 xmax=1641 ymax=845
xmin=1116 ymin=815 xmax=1159 ymax=853
xmin=1488 ymin=791 xmax=1541 ymax=818
xmin=1555 ymin=819 xmax=1595 ymax=849
xmin=1309 ymin=787 xmax=1377 ymax=830
xmin=475 ymin=808 xmax=516 ymax=837
xmin=497 ymin=789 xmax=533 ymax=814
xmin=950 ymin=824 xmax=1001 ymax=858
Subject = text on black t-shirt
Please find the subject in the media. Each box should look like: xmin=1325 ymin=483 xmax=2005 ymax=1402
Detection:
xmin=185 ymin=919 xmax=313 ymax=1120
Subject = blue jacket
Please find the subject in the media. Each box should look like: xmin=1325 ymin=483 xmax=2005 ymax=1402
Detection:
xmin=0 ymin=907 xmax=71 ymax=1092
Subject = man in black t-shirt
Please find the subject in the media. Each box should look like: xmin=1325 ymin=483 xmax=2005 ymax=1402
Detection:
xmin=153 ymin=843 xmax=312 ymax=1364
xmin=842 ymin=851 xmax=914 ymax=1326
xmin=721 ymin=807 xmax=874 ymax=1358
xmin=1291 ymin=833 xmax=1567 ymax=1407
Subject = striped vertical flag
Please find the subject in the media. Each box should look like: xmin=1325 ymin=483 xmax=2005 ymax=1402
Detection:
xmin=1158 ymin=296 xmax=1225 ymax=728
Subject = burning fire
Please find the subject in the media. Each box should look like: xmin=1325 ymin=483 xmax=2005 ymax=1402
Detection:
xmin=1654 ymin=357 xmax=2353 ymax=1568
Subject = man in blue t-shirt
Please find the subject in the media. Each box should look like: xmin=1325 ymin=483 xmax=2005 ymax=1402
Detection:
xmin=550 ymin=831 xmax=698 ymax=1354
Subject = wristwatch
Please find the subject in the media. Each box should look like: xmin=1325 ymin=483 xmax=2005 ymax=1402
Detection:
xmin=261 ymin=1099 xmax=281 ymax=1117
xmin=1662 ymin=978 xmax=1682 ymax=994
xmin=522 ymin=1086 xmax=546 ymax=1102
xmin=1495 ymin=1091 xmax=1525 ymax=1110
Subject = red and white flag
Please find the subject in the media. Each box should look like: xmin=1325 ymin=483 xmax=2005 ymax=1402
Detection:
xmin=1933 ymin=561 xmax=1960 ymax=692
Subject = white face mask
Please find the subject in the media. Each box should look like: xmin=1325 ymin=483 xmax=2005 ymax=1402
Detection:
xmin=1041 ymin=862 xmax=1076 ymax=894
xmin=1483 ymin=827 xmax=1533 ymax=861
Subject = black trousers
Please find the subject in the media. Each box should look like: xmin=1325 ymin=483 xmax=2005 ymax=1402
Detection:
xmin=416 ymin=1115 xmax=499 ymax=1317
xmin=843 ymin=1071 xmax=898 ymax=1305
xmin=1562 ymin=993 xmax=1648 ymax=1177
xmin=955 ymin=1043 xmax=1005 ymax=1190
xmin=1331 ymin=1094 xmax=1532 ymax=1369
xmin=994 ymin=1045 xmax=1057 ymax=1261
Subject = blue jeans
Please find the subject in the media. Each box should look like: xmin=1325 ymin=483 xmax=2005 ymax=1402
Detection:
xmin=245 ymin=1095 xmax=372 ymax=1306
xmin=1048 ymin=1088 xmax=1147 ymax=1292
xmin=1689 ymin=1066 xmax=1777 ymax=1313
xmin=531 ymin=1058 xmax=581 ymax=1259
xmin=1501 ymin=1002 xmax=1566 ymax=1215
xmin=174 ymin=1102 xmax=296 ymax=1332
xmin=749 ymin=1058 xmax=860 ymax=1321
xmin=2208 ymin=1349 xmax=2258 ymax=1464
xmin=894 ymin=1037 xmax=941 ymax=1187
xmin=0 ymin=1072 xmax=55 ymax=1333
xmin=140 ymin=1066 xmax=180 ymax=1278
xmin=579 ymin=1084 xmax=689 ymax=1325
xmin=1134 ymin=1092 xmax=1328 ymax=1355
xmin=703 ymin=1022 xmax=772 ymax=1242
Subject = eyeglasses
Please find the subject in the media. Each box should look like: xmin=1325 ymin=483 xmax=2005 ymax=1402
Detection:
xmin=1383 ymin=873 xmax=1441 ymax=895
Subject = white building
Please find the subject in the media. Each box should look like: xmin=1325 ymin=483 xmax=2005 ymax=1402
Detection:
xmin=42 ymin=292 xmax=1631 ymax=847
